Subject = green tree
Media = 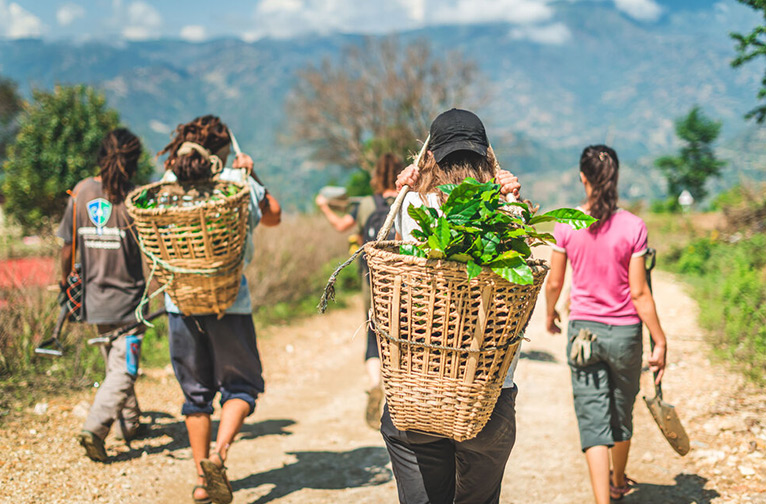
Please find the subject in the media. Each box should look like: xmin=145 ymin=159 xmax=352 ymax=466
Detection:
xmin=732 ymin=0 xmax=766 ymax=122
xmin=2 ymin=84 xmax=154 ymax=231
xmin=654 ymin=106 xmax=726 ymax=203
xmin=0 ymin=77 xmax=23 ymax=181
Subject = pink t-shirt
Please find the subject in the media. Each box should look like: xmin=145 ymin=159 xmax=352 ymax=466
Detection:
xmin=551 ymin=209 xmax=648 ymax=325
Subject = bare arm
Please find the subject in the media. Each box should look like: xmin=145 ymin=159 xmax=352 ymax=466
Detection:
xmin=315 ymin=195 xmax=356 ymax=232
xmin=60 ymin=243 xmax=73 ymax=285
xmin=628 ymin=254 xmax=667 ymax=384
xmin=545 ymin=250 xmax=567 ymax=334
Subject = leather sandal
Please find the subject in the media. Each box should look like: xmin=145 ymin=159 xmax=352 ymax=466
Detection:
xmin=200 ymin=452 xmax=233 ymax=504
xmin=609 ymin=472 xmax=637 ymax=501
xmin=192 ymin=474 xmax=212 ymax=504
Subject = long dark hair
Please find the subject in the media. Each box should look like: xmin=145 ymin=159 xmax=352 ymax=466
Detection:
xmin=158 ymin=115 xmax=231 ymax=182
xmin=580 ymin=144 xmax=619 ymax=231
xmin=370 ymin=152 xmax=404 ymax=193
xmin=98 ymin=128 xmax=142 ymax=203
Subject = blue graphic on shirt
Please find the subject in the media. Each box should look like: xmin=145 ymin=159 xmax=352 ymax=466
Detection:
xmin=87 ymin=198 xmax=112 ymax=235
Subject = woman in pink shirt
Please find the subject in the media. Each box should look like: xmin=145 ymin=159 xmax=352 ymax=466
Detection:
xmin=545 ymin=145 xmax=668 ymax=503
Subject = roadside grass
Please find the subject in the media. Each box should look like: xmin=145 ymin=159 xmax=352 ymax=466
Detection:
xmin=0 ymin=213 xmax=359 ymax=419
xmin=647 ymin=210 xmax=766 ymax=384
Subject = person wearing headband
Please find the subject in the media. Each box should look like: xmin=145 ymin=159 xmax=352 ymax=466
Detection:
xmin=385 ymin=109 xmax=522 ymax=504
xmin=158 ymin=115 xmax=281 ymax=504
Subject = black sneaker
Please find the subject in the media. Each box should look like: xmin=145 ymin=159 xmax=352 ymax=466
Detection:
xmin=78 ymin=430 xmax=107 ymax=462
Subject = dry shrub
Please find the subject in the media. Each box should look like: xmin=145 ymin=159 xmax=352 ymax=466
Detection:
xmin=721 ymin=183 xmax=766 ymax=236
xmin=0 ymin=286 xmax=100 ymax=383
xmin=245 ymin=213 xmax=356 ymax=311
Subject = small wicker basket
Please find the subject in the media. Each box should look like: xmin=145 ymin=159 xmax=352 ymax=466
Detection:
xmin=125 ymin=180 xmax=250 ymax=316
xmin=366 ymin=241 xmax=548 ymax=441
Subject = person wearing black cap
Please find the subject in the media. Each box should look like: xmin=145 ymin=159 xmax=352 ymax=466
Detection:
xmin=384 ymin=109 xmax=522 ymax=504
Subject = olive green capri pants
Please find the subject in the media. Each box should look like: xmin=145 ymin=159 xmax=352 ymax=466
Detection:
xmin=567 ymin=319 xmax=643 ymax=451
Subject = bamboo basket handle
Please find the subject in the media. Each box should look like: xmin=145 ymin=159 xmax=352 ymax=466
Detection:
xmin=376 ymin=135 xmax=430 ymax=242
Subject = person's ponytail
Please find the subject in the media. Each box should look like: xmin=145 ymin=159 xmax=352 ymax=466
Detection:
xmin=98 ymin=128 xmax=142 ymax=204
xmin=580 ymin=145 xmax=619 ymax=231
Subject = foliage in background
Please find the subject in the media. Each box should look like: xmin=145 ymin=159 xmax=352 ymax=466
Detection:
xmin=0 ymin=76 xmax=23 ymax=185
xmin=666 ymin=232 xmax=766 ymax=383
xmin=654 ymin=106 xmax=725 ymax=203
xmin=245 ymin=212 xmax=360 ymax=324
xmin=399 ymin=178 xmax=595 ymax=284
xmin=731 ymin=0 xmax=766 ymax=123
xmin=2 ymin=84 xmax=155 ymax=231
xmin=286 ymin=36 xmax=484 ymax=173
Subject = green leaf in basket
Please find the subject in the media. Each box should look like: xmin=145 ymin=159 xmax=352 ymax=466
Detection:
xmin=399 ymin=243 xmax=426 ymax=257
xmin=490 ymin=256 xmax=534 ymax=285
xmin=466 ymin=260 xmax=483 ymax=280
xmin=533 ymin=208 xmax=597 ymax=230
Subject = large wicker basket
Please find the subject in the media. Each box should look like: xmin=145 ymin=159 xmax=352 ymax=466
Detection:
xmin=366 ymin=241 xmax=548 ymax=441
xmin=125 ymin=180 xmax=250 ymax=316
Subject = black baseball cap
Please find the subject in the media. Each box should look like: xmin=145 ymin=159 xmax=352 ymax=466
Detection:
xmin=429 ymin=109 xmax=489 ymax=163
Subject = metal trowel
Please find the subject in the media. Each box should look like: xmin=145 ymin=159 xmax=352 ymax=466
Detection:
xmin=34 ymin=305 xmax=67 ymax=357
xmin=642 ymin=248 xmax=690 ymax=456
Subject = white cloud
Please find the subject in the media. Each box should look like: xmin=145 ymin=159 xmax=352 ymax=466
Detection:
xmin=122 ymin=1 xmax=162 ymax=41
xmin=510 ymin=22 xmax=571 ymax=45
xmin=259 ymin=0 xmax=303 ymax=14
xmin=180 ymin=25 xmax=207 ymax=42
xmin=0 ymin=1 xmax=44 ymax=39
xmin=432 ymin=0 xmax=554 ymax=26
xmin=56 ymin=3 xmax=85 ymax=26
xmin=613 ymin=0 xmax=662 ymax=21
xmin=247 ymin=0 xmax=560 ymax=39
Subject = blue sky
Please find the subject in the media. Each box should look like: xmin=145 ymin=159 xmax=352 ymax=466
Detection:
xmin=0 ymin=0 xmax=733 ymax=43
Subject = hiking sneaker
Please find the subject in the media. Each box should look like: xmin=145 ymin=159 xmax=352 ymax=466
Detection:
xmin=114 ymin=421 xmax=150 ymax=443
xmin=78 ymin=430 xmax=107 ymax=462
xmin=365 ymin=386 xmax=383 ymax=430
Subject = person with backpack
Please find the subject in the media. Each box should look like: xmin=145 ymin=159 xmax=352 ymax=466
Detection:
xmin=545 ymin=145 xmax=668 ymax=503
xmin=158 ymin=115 xmax=281 ymax=504
xmin=315 ymin=152 xmax=404 ymax=429
xmin=57 ymin=128 xmax=147 ymax=462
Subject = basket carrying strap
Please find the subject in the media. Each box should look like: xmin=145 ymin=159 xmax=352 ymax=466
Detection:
xmin=463 ymin=285 xmax=493 ymax=384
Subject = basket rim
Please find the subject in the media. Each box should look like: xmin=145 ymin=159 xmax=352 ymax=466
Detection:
xmin=125 ymin=179 xmax=249 ymax=216
xmin=365 ymin=240 xmax=549 ymax=278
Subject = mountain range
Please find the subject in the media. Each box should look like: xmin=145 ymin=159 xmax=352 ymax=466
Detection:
xmin=0 ymin=0 xmax=764 ymax=209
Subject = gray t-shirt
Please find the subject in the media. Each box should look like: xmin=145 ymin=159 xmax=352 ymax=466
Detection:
xmin=395 ymin=191 xmax=521 ymax=388
xmin=57 ymin=178 xmax=145 ymax=325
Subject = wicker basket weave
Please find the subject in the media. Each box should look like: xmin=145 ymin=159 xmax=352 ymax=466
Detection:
xmin=366 ymin=241 xmax=548 ymax=441
xmin=125 ymin=180 xmax=250 ymax=316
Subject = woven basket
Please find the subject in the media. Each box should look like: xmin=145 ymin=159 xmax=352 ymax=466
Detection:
xmin=366 ymin=241 xmax=548 ymax=441
xmin=125 ymin=180 xmax=250 ymax=316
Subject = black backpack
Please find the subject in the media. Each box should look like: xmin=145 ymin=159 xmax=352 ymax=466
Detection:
xmin=363 ymin=194 xmax=396 ymax=244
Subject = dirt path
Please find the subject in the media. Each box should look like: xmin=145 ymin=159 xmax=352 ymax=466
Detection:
xmin=1 ymin=247 xmax=765 ymax=503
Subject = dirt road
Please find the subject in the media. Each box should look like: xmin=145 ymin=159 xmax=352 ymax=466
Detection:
xmin=1 ymin=248 xmax=765 ymax=503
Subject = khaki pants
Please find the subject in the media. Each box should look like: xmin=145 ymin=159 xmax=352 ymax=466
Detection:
xmin=83 ymin=324 xmax=143 ymax=440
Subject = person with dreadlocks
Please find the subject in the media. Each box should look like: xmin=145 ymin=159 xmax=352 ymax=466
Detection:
xmin=315 ymin=152 xmax=404 ymax=429
xmin=57 ymin=128 xmax=148 ymax=462
xmin=158 ymin=115 xmax=280 ymax=504
xmin=545 ymin=145 xmax=668 ymax=503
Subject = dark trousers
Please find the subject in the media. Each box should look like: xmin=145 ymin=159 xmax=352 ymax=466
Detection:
xmin=168 ymin=313 xmax=265 ymax=416
xmin=381 ymin=386 xmax=518 ymax=504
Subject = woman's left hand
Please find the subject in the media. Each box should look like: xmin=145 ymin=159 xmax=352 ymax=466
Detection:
xmin=496 ymin=170 xmax=521 ymax=199
xmin=233 ymin=153 xmax=254 ymax=172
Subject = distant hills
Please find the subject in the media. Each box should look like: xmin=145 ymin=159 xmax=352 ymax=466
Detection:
xmin=0 ymin=0 xmax=763 ymax=209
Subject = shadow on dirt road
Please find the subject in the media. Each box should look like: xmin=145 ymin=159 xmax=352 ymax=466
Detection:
xmin=232 ymin=446 xmax=392 ymax=503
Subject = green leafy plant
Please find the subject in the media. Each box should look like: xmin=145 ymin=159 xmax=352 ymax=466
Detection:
xmin=399 ymin=177 xmax=596 ymax=284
